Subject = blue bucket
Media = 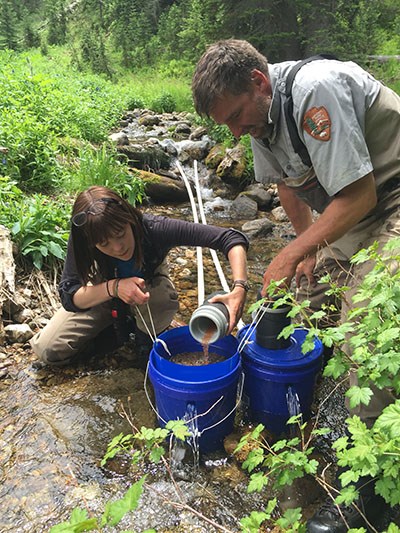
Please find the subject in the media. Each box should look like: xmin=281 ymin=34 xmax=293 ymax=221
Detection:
xmin=238 ymin=326 xmax=323 ymax=435
xmin=148 ymin=326 xmax=241 ymax=453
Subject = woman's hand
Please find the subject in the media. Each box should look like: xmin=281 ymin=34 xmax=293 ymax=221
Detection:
xmin=116 ymin=277 xmax=150 ymax=305
xmin=209 ymin=287 xmax=247 ymax=333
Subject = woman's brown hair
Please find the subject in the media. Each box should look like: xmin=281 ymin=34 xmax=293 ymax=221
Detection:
xmin=70 ymin=186 xmax=144 ymax=284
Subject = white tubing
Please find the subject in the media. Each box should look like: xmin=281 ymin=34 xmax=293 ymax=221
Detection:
xmin=176 ymin=161 xmax=205 ymax=306
xmin=193 ymin=160 xmax=245 ymax=330
xmin=193 ymin=161 xmax=230 ymax=294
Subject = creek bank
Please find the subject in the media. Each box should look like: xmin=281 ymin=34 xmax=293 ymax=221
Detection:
xmin=0 ymin=109 xmax=350 ymax=531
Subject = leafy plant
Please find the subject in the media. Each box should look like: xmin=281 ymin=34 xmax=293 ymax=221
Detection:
xmin=49 ymin=477 xmax=147 ymax=533
xmin=11 ymin=194 xmax=70 ymax=270
xmin=67 ymin=142 xmax=145 ymax=205
xmin=50 ymin=422 xmax=190 ymax=533
xmin=150 ymin=92 xmax=177 ymax=114
xmin=242 ymin=238 xmax=400 ymax=530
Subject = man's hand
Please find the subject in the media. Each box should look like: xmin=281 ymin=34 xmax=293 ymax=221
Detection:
xmin=261 ymin=251 xmax=298 ymax=296
xmin=295 ymin=255 xmax=316 ymax=287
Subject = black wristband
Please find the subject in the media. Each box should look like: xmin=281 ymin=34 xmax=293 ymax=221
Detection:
xmin=232 ymin=279 xmax=250 ymax=292
xmin=106 ymin=280 xmax=113 ymax=298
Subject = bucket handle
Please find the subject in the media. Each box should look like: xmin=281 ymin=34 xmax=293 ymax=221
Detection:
xmin=199 ymin=371 xmax=244 ymax=436
xmin=144 ymin=360 xmax=169 ymax=425
xmin=144 ymin=363 xmax=244 ymax=436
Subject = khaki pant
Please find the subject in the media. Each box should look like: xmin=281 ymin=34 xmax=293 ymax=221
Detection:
xmin=297 ymin=204 xmax=400 ymax=424
xmin=30 ymin=261 xmax=179 ymax=366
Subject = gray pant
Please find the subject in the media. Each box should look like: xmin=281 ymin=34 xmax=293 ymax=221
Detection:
xmin=297 ymin=204 xmax=400 ymax=425
xmin=30 ymin=262 xmax=179 ymax=366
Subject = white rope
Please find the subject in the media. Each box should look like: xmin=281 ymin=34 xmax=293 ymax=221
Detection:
xmin=134 ymin=303 xmax=157 ymax=342
xmin=237 ymin=302 xmax=271 ymax=353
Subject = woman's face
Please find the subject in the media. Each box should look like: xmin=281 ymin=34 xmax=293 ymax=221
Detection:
xmin=95 ymin=223 xmax=135 ymax=261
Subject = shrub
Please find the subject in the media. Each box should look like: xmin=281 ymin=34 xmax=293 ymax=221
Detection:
xmin=150 ymin=92 xmax=177 ymax=113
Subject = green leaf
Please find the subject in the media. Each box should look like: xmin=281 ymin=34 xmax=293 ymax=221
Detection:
xmin=375 ymin=402 xmax=400 ymax=438
xmin=101 ymin=476 xmax=146 ymax=527
xmin=49 ymin=508 xmax=98 ymax=532
xmin=150 ymin=446 xmax=165 ymax=463
xmin=247 ymin=471 xmax=269 ymax=493
xmin=240 ymin=510 xmax=269 ymax=532
xmin=345 ymin=386 xmax=373 ymax=409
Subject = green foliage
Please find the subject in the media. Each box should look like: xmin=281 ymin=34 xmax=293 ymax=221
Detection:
xmin=67 ymin=143 xmax=145 ymax=205
xmin=0 ymin=49 xmax=145 ymax=192
xmin=236 ymin=421 xmax=319 ymax=494
xmin=49 ymin=476 xmax=146 ymax=532
xmin=239 ymin=239 xmax=400 ymax=529
xmin=332 ymin=410 xmax=400 ymax=507
xmin=101 ymin=421 xmax=190 ymax=468
xmin=150 ymin=92 xmax=177 ymax=114
xmin=10 ymin=193 xmax=70 ymax=269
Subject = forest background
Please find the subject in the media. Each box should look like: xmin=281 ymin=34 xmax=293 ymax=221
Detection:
xmin=0 ymin=0 xmax=400 ymax=269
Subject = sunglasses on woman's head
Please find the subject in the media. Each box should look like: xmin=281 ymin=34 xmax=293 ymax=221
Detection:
xmin=71 ymin=197 xmax=121 ymax=227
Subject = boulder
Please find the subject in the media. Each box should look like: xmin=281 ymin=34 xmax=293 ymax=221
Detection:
xmin=271 ymin=206 xmax=289 ymax=222
xmin=230 ymin=195 xmax=258 ymax=219
xmin=242 ymin=184 xmax=272 ymax=209
xmin=216 ymin=144 xmax=246 ymax=182
xmin=4 ymin=323 xmax=34 ymax=344
xmin=117 ymin=142 xmax=171 ymax=170
xmin=242 ymin=218 xmax=274 ymax=239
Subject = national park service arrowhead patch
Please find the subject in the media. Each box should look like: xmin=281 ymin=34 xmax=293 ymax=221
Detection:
xmin=303 ymin=106 xmax=331 ymax=141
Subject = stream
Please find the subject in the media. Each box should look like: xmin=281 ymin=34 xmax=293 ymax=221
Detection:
xmin=0 ymin=118 xmax=349 ymax=532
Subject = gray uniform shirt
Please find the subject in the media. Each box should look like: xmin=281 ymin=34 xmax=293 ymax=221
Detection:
xmin=252 ymin=59 xmax=393 ymax=212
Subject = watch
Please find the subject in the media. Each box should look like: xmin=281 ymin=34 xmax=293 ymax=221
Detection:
xmin=231 ymin=279 xmax=250 ymax=292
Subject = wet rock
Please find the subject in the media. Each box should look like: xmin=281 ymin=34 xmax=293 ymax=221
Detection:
xmin=189 ymin=126 xmax=208 ymax=141
xmin=173 ymin=122 xmax=192 ymax=135
xmin=205 ymin=144 xmax=226 ymax=169
xmin=160 ymin=138 xmax=178 ymax=156
xmin=216 ymin=144 xmax=246 ymax=182
xmin=242 ymin=184 xmax=273 ymax=210
xmin=4 ymin=323 xmax=34 ymax=343
xmin=138 ymin=113 xmax=161 ymax=127
xmin=230 ymin=195 xmax=258 ymax=219
xmin=117 ymin=142 xmax=171 ymax=171
xmin=175 ymin=139 xmax=211 ymax=163
xmin=109 ymin=131 xmax=130 ymax=145
xmin=135 ymin=169 xmax=189 ymax=203
xmin=271 ymin=206 xmax=289 ymax=222
xmin=242 ymin=218 xmax=274 ymax=239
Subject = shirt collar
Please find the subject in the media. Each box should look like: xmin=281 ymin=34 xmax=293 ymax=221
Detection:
xmin=262 ymin=63 xmax=281 ymax=144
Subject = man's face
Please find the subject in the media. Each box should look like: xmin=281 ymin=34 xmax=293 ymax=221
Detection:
xmin=210 ymin=70 xmax=272 ymax=139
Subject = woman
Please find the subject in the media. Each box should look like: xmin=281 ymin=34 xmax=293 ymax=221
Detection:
xmin=30 ymin=186 xmax=249 ymax=366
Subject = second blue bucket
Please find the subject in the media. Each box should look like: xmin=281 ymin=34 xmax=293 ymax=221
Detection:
xmin=238 ymin=325 xmax=323 ymax=435
xmin=148 ymin=326 xmax=241 ymax=453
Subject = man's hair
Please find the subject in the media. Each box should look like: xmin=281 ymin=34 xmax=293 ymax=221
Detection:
xmin=192 ymin=39 xmax=269 ymax=117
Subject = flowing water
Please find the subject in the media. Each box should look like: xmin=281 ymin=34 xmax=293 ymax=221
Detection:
xmin=0 ymin=125 xmax=351 ymax=531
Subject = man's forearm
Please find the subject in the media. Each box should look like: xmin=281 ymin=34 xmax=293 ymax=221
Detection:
xmin=277 ymin=181 xmax=313 ymax=236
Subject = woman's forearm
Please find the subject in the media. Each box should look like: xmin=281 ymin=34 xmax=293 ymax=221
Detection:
xmin=72 ymin=280 xmax=116 ymax=309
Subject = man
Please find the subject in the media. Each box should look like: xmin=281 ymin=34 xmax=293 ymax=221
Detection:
xmin=192 ymin=39 xmax=400 ymax=532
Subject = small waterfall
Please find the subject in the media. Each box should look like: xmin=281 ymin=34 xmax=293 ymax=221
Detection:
xmin=170 ymin=402 xmax=201 ymax=474
xmin=286 ymin=385 xmax=303 ymax=435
